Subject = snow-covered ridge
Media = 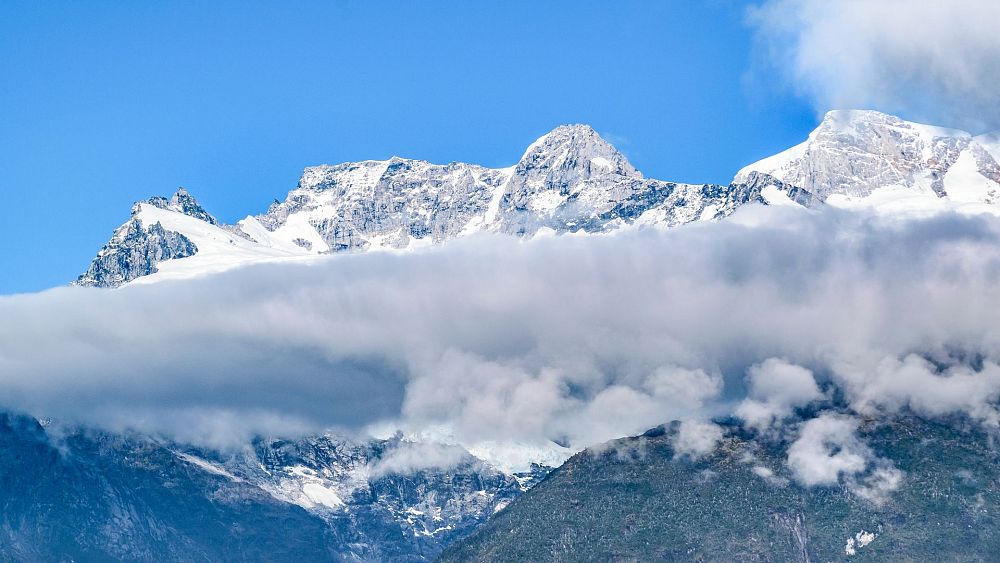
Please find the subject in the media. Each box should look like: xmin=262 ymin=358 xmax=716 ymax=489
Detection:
xmin=76 ymin=194 xmax=318 ymax=287
xmin=79 ymin=112 xmax=1000 ymax=288
xmin=77 ymin=124 xmax=788 ymax=287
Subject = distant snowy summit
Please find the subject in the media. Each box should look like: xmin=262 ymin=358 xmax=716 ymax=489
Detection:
xmin=78 ymin=112 xmax=1000 ymax=287
xmin=736 ymin=109 xmax=1000 ymax=210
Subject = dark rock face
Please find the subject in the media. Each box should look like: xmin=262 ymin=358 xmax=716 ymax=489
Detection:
xmin=75 ymin=219 xmax=197 ymax=288
xmin=441 ymin=417 xmax=1000 ymax=562
xmin=0 ymin=413 xmax=544 ymax=562
xmin=167 ymin=187 xmax=218 ymax=225
xmin=76 ymin=188 xmax=225 ymax=288
xmin=0 ymin=413 xmax=335 ymax=562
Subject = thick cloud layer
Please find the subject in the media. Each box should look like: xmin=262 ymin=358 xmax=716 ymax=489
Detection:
xmin=750 ymin=0 xmax=1000 ymax=132
xmin=4 ymin=205 xmax=1000 ymax=464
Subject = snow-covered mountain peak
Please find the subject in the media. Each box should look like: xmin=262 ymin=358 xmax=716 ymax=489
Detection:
xmin=482 ymin=124 xmax=663 ymax=236
xmin=736 ymin=109 xmax=1000 ymax=207
xmin=170 ymin=187 xmax=217 ymax=223
xmin=139 ymin=187 xmax=219 ymax=225
xmin=516 ymin=124 xmax=639 ymax=180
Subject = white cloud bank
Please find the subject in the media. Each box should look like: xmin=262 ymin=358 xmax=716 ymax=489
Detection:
xmin=786 ymin=414 xmax=870 ymax=486
xmin=673 ymin=421 xmax=724 ymax=459
xmin=736 ymin=358 xmax=823 ymax=431
xmin=749 ymin=0 xmax=1000 ymax=131
xmin=3 ymin=205 xmax=1000 ymax=463
xmin=785 ymin=413 xmax=904 ymax=502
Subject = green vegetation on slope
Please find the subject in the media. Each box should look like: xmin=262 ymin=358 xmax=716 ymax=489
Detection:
xmin=440 ymin=416 xmax=1000 ymax=562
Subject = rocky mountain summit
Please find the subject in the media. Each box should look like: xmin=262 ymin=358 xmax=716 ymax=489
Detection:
xmin=76 ymin=124 xmax=803 ymax=288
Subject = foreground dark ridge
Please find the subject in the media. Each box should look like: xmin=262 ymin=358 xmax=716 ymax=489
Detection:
xmin=0 ymin=413 xmax=543 ymax=562
xmin=440 ymin=416 xmax=1000 ymax=562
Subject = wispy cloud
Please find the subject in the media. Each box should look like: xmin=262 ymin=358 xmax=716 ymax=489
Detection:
xmin=749 ymin=0 xmax=1000 ymax=131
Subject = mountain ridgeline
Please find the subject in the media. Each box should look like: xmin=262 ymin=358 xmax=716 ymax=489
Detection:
xmin=76 ymin=125 xmax=807 ymax=287
xmin=77 ymin=111 xmax=1000 ymax=288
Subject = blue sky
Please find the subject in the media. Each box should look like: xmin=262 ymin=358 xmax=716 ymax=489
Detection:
xmin=0 ymin=0 xmax=816 ymax=294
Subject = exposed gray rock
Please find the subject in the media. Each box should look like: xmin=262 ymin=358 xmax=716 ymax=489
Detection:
xmin=75 ymin=218 xmax=197 ymax=288
xmin=147 ymin=187 xmax=219 ymax=225
xmin=255 ymin=125 xmax=778 ymax=247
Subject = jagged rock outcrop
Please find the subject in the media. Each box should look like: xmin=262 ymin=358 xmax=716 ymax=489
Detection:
xmin=147 ymin=187 xmax=219 ymax=225
xmin=261 ymin=157 xmax=507 ymax=252
xmin=76 ymin=214 xmax=197 ymax=288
